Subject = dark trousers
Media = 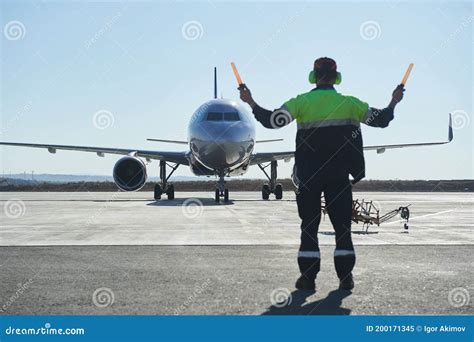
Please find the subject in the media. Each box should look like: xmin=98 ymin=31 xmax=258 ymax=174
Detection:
xmin=296 ymin=177 xmax=355 ymax=281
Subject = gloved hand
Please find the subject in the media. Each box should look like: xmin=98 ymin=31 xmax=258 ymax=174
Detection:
xmin=391 ymin=84 xmax=405 ymax=104
xmin=238 ymin=84 xmax=256 ymax=108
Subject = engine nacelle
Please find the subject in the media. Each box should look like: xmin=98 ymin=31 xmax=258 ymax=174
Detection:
xmin=113 ymin=156 xmax=147 ymax=191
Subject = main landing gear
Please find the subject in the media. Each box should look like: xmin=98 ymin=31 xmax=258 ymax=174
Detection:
xmin=154 ymin=160 xmax=179 ymax=200
xmin=258 ymin=160 xmax=283 ymax=200
xmin=214 ymin=172 xmax=229 ymax=203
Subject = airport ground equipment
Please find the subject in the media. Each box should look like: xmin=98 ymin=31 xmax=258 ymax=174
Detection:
xmin=320 ymin=196 xmax=411 ymax=232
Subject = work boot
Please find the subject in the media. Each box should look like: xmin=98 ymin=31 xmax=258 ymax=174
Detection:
xmin=339 ymin=273 xmax=354 ymax=290
xmin=295 ymin=275 xmax=315 ymax=290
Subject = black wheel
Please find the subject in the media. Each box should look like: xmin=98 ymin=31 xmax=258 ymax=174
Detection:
xmin=275 ymin=183 xmax=283 ymax=200
xmin=167 ymin=184 xmax=175 ymax=200
xmin=224 ymin=188 xmax=229 ymax=202
xmin=215 ymin=189 xmax=220 ymax=203
xmin=262 ymin=184 xmax=270 ymax=200
xmin=154 ymin=184 xmax=162 ymax=200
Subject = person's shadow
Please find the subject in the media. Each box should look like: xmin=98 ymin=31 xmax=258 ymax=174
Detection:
xmin=262 ymin=289 xmax=352 ymax=315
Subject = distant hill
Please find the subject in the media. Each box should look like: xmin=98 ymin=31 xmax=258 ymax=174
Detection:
xmin=0 ymin=177 xmax=472 ymax=192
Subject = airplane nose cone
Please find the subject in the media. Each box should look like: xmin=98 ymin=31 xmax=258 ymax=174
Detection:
xmin=189 ymin=119 xmax=255 ymax=171
xmin=194 ymin=140 xmax=251 ymax=170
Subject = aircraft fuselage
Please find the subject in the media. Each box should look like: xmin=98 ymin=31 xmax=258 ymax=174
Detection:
xmin=188 ymin=99 xmax=256 ymax=177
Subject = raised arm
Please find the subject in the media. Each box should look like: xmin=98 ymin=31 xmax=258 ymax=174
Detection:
xmin=238 ymin=84 xmax=294 ymax=129
xmin=364 ymin=84 xmax=405 ymax=128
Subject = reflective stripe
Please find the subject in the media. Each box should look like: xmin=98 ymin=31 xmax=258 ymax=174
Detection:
xmin=298 ymin=251 xmax=321 ymax=258
xmin=297 ymin=119 xmax=360 ymax=130
xmin=334 ymin=249 xmax=355 ymax=257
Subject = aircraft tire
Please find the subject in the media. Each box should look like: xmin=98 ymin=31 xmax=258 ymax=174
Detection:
xmin=167 ymin=184 xmax=175 ymax=200
xmin=275 ymin=183 xmax=283 ymax=200
xmin=224 ymin=188 xmax=229 ymax=202
xmin=154 ymin=184 xmax=162 ymax=200
xmin=262 ymin=184 xmax=270 ymax=200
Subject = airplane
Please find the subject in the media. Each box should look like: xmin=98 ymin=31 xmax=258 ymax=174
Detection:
xmin=0 ymin=68 xmax=453 ymax=203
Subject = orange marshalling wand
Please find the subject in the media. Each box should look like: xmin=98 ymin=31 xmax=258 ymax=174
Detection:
xmin=401 ymin=63 xmax=414 ymax=86
xmin=231 ymin=62 xmax=244 ymax=86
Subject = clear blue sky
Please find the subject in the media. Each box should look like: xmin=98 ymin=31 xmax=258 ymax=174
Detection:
xmin=1 ymin=0 xmax=472 ymax=180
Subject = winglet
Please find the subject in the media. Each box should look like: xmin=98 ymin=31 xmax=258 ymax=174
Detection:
xmin=448 ymin=113 xmax=453 ymax=142
xmin=214 ymin=67 xmax=217 ymax=99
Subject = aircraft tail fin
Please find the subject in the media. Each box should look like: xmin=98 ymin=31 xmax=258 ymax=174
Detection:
xmin=214 ymin=67 xmax=217 ymax=99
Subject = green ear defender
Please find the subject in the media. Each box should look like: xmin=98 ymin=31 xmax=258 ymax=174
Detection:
xmin=308 ymin=70 xmax=342 ymax=85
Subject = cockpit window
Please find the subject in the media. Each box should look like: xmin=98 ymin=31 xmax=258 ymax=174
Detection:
xmin=207 ymin=112 xmax=223 ymax=121
xmin=206 ymin=111 xmax=240 ymax=121
xmin=224 ymin=112 xmax=240 ymax=121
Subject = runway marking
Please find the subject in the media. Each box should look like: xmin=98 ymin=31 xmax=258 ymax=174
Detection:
xmin=383 ymin=209 xmax=457 ymax=225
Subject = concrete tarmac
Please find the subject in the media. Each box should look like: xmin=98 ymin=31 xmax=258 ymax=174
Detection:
xmin=1 ymin=192 xmax=473 ymax=246
xmin=0 ymin=192 xmax=473 ymax=315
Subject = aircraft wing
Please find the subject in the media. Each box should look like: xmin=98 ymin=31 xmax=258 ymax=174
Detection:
xmin=364 ymin=114 xmax=453 ymax=154
xmin=250 ymin=152 xmax=294 ymax=165
xmin=250 ymin=114 xmax=453 ymax=164
xmin=0 ymin=142 xmax=190 ymax=165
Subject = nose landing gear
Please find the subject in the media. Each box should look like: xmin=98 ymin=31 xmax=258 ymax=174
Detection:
xmin=215 ymin=173 xmax=229 ymax=203
xmin=258 ymin=160 xmax=283 ymax=200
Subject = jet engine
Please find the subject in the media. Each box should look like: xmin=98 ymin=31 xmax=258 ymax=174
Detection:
xmin=113 ymin=156 xmax=147 ymax=191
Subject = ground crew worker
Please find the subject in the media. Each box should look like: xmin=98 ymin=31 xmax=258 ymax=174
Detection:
xmin=238 ymin=57 xmax=404 ymax=290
